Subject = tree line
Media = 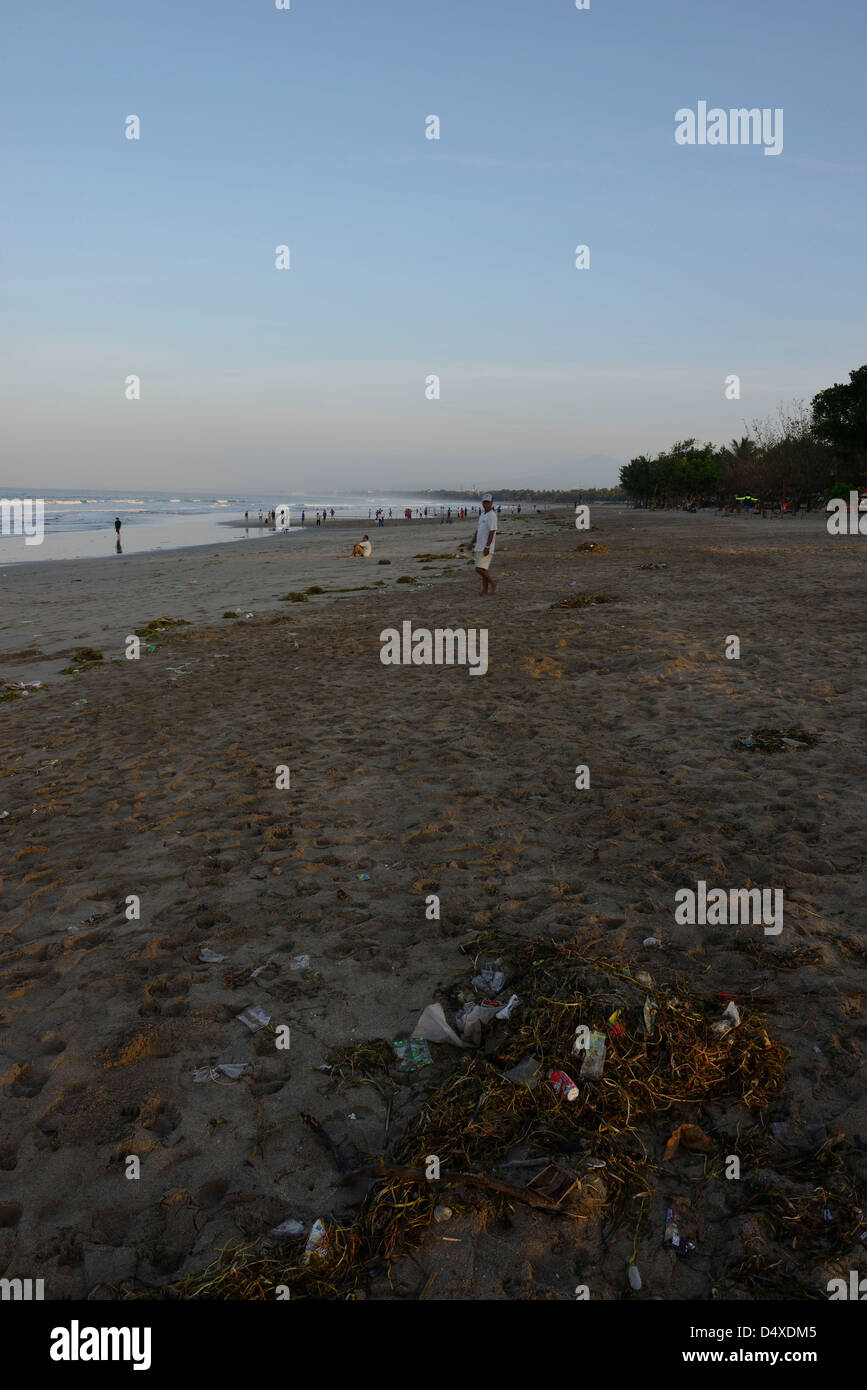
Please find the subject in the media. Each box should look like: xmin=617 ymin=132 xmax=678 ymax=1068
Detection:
xmin=424 ymin=487 xmax=624 ymax=503
xmin=619 ymin=365 xmax=867 ymax=509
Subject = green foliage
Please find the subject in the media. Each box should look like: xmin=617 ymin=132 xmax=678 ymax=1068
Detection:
xmin=811 ymin=365 xmax=867 ymax=455
xmin=620 ymin=368 xmax=867 ymax=504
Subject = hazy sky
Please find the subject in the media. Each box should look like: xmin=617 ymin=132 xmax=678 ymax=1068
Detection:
xmin=3 ymin=0 xmax=865 ymax=491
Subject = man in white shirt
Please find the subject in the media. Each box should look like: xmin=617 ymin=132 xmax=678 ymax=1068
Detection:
xmin=470 ymin=493 xmax=497 ymax=594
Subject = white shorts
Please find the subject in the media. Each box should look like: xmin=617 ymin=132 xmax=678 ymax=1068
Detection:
xmin=474 ymin=551 xmax=493 ymax=570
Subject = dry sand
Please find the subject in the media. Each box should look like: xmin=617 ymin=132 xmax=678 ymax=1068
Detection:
xmin=1 ymin=507 xmax=864 ymax=1300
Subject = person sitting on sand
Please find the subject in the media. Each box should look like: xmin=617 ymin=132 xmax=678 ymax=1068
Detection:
xmin=351 ymin=535 xmax=372 ymax=557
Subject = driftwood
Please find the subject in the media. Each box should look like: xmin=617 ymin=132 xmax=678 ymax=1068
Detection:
xmin=340 ymin=1156 xmax=565 ymax=1212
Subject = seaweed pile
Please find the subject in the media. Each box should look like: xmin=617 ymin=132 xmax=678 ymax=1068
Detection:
xmin=115 ymin=930 xmax=867 ymax=1302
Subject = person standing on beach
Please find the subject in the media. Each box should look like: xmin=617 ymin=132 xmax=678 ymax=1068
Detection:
xmin=470 ymin=493 xmax=497 ymax=595
xmin=316 ymin=512 xmax=321 ymax=526
xmin=114 ymin=516 xmax=122 ymax=538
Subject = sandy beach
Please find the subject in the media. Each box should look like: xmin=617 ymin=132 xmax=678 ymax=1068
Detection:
xmin=1 ymin=506 xmax=864 ymax=1300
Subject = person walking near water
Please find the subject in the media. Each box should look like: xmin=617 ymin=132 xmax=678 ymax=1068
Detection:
xmin=470 ymin=493 xmax=497 ymax=595
xmin=114 ymin=516 xmax=122 ymax=538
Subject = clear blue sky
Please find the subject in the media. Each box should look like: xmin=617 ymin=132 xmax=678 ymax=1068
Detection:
xmin=2 ymin=0 xmax=865 ymax=490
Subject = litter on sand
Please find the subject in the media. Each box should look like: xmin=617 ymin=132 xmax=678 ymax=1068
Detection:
xmin=549 ymin=1069 xmax=579 ymax=1102
xmin=710 ymin=1000 xmax=741 ymax=1039
xmin=643 ymin=937 xmax=662 ymax=948
xmin=496 ymin=993 xmax=520 ymax=1021
xmin=271 ymin=1219 xmax=305 ymax=1238
xmin=289 ymin=954 xmax=311 ymax=971
xmin=472 ymin=964 xmax=506 ymax=995
xmin=739 ymin=727 xmax=820 ymax=753
xmin=663 ymin=1200 xmax=696 ymax=1256
xmin=455 ymin=1001 xmax=501 ymax=1046
xmin=663 ymin=1123 xmax=713 ymax=1161
xmin=392 ymin=1037 xmax=433 ymax=1071
xmin=412 ymin=1002 xmax=469 ymax=1049
xmin=628 ymin=1263 xmax=642 ymax=1290
xmin=192 ymin=1062 xmax=251 ymax=1083
xmin=251 ymin=959 xmax=278 ymax=978
xmin=302 ymin=1219 xmax=329 ymax=1265
xmin=526 ymin=1163 xmax=580 ymax=1206
xmin=575 ymin=1030 xmax=607 ymax=1080
xmin=504 ymin=1053 xmax=540 ymax=1087
xmin=236 ymin=1005 xmax=271 ymax=1032
xmin=199 ymin=948 xmax=225 ymax=963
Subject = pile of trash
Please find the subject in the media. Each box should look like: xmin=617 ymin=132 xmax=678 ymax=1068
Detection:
xmin=152 ymin=933 xmax=814 ymax=1301
xmin=1 ymin=679 xmax=46 ymax=702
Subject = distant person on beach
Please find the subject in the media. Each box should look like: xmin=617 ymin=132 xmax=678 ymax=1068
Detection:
xmin=316 ymin=512 xmax=321 ymax=526
xmin=351 ymin=535 xmax=372 ymax=558
xmin=470 ymin=493 xmax=497 ymax=595
xmin=114 ymin=516 xmax=122 ymax=537
xmin=244 ymin=511 xmax=249 ymax=524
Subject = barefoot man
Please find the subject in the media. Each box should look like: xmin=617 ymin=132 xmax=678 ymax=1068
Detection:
xmin=470 ymin=493 xmax=497 ymax=594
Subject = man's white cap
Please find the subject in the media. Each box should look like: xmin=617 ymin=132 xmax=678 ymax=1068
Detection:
xmin=482 ymin=493 xmax=493 ymax=502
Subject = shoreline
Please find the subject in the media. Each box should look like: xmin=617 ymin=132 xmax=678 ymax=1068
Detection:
xmin=0 ymin=508 xmax=849 ymax=685
xmin=0 ymin=510 xmax=549 ymax=682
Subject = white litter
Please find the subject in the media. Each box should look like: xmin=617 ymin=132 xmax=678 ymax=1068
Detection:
xmin=496 ymin=994 xmax=520 ymax=1021
xmin=271 ymin=1219 xmax=305 ymax=1237
xmin=473 ymin=965 xmax=506 ymax=995
xmin=199 ymin=948 xmax=225 ymax=963
xmin=192 ymin=1062 xmax=251 ymax=1082
xmin=412 ymin=1002 xmax=469 ymax=1049
xmin=236 ymin=1005 xmax=271 ymax=1032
